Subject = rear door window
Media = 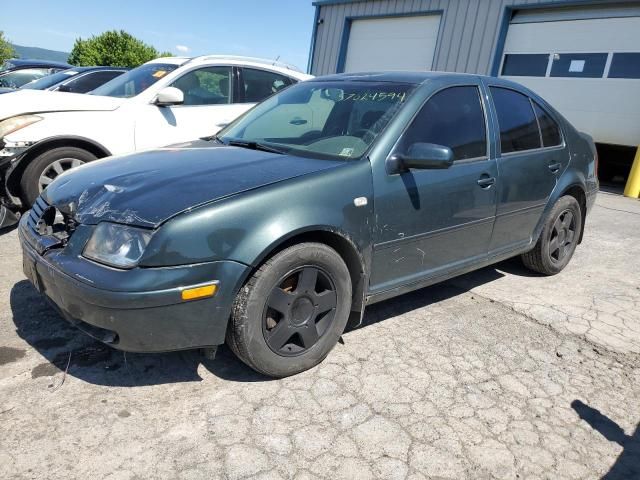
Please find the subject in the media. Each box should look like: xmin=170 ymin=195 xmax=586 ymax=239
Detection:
xmin=398 ymin=86 xmax=487 ymax=161
xmin=490 ymin=87 xmax=541 ymax=154
xmin=242 ymin=68 xmax=294 ymax=103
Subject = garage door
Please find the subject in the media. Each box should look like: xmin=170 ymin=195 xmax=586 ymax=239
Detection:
xmin=499 ymin=5 xmax=640 ymax=147
xmin=343 ymin=15 xmax=441 ymax=73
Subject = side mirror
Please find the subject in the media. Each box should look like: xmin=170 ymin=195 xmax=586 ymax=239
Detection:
xmin=56 ymin=84 xmax=71 ymax=93
xmin=154 ymin=87 xmax=184 ymax=106
xmin=386 ymin=142 xmax=454 ymax=174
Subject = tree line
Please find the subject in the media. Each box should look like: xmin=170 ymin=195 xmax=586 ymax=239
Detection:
xmin=0 ymin=30 xmax=172 ymax=68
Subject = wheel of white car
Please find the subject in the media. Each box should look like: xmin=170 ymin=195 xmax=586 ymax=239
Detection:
xmin=20 ymin=147 xmax=97 ymax=207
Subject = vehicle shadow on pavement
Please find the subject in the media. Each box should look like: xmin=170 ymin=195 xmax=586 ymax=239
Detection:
xmin=571 ymin=400 xmax=640 ymax=479
xmin=10 ymin=258 xmax=524 ymax=387
xmin=353 ymin=262 xmax=510 ymax=329
xmin=0 ymin=224 xmax=18 ymax=236
xmin=10 ymin=280 xmax=269 ymax=387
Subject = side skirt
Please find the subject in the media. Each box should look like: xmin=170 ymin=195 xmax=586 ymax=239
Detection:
xmin=364 ymin=243 xmax=533 ymax=306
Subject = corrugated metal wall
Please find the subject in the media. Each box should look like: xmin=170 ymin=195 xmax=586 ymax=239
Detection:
xmin=310 ymin=0 xmax=592 ymax=76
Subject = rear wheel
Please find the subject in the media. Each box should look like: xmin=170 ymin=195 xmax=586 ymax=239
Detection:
xmin=521 ymin=195 xmax=582 ymax=275
xmin=20 ymin=147 xmax=97 ymax=206
xmin=227 ymin=243 xmax=352 ymax=378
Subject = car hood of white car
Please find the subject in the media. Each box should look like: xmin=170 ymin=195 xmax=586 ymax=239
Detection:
xmin=0 ymin=90 xmax=125 ymax=121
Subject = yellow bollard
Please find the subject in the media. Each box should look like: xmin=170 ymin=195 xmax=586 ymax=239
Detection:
xmin=624 ymin=145 xmax=640 ymax=198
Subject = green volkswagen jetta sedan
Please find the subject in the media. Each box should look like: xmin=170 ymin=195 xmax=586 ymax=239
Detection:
xmin=19 ymin=72 xmax=598 ymax=377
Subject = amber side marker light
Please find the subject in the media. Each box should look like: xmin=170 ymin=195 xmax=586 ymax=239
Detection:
xmin=181 ymin=284 xmax=218 ymax=301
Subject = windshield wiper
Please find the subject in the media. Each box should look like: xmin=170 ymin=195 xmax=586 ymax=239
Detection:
xmin=226 ymin=139 xmax=286 ymax=155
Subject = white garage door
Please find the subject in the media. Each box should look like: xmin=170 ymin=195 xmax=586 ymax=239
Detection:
xmin=499 ymin=6 xmax=640 ymax=147
xmin=343 ymin=15 xmax=441 ymax=73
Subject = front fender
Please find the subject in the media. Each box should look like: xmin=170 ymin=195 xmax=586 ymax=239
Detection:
xmin=140 ymin=160 xmax=375 ymax=271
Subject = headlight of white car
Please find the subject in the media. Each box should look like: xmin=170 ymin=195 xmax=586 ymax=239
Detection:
xmin=0 ymin=115 xmax=43 ymax=138
xmin=83 ymin=222 xmax=153 ymax=269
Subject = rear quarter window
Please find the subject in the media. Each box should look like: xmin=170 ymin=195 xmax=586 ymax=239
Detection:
xmin=490 ymin=87 xmax=541 ymax=154
xmin=533 ymin=102 xmax=562 ymax=147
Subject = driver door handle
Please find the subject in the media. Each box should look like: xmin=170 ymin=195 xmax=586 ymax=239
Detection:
xmin=477 ymin=176 xmax=496 ymax=188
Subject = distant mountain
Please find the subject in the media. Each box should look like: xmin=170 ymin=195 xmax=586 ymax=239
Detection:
xmin=11 ymin=44 xmax=70 ymax=63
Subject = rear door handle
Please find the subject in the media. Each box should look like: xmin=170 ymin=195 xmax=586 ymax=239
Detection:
xmin=548 ymin=162 xmax=562 ymax=173
xmin=477 ymin=176 xmax=496 ymax=188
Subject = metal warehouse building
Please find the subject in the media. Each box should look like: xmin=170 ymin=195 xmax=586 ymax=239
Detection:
xmin=308 ymin=0 xmax=640 ymax=185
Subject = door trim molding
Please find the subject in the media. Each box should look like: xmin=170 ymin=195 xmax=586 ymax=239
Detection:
xmin=373 ymin=216 xmax=495 ymax=250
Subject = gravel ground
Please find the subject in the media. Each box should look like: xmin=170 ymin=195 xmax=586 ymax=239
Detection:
xmin=0 ymin=192 xmax=638 ymax=480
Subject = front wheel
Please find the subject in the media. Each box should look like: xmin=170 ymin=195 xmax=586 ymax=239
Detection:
xmin=521 ymin=195 xmax=582 ymax=275
xmin=227 ymin=243 xmax=352 ymax=378
xmin=20 ymin=147 xmax=97 ymax=206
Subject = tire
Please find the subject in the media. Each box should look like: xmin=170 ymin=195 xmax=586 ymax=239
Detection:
xmin=20 ymin=147 xmax=97 ymax=206
xmin=521 ymin=195 xmax=582 ymax=276
xmin=227 ymin=243 xmax=352 ymax=378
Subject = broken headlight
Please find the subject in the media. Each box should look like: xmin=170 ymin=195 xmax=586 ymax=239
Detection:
xmin=83 ymin=222 xmax=152 ymax=269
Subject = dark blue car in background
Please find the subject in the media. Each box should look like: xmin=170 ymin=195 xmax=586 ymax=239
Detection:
xmin=17 ymin=66 xmax=128 ymax=93
xmin=0 ymin=58 xmax=71 ymax=89
xmin=0 ymin=65 xmax=128 ymax=95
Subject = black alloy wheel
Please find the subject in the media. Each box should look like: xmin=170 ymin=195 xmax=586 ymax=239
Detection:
xmin=548 ymin=209 xmax=576 ymax=264
xmin=263 ymin=266 xmax=337 ymax=356
xmin=521 ymin=195 xmax=582 ymax=276
xmin=227 ymin=242 xmax=352 ymax=378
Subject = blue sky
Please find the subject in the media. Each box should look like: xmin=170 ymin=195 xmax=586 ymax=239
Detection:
xmin=2 ymin=0 xmax=316 ymax=70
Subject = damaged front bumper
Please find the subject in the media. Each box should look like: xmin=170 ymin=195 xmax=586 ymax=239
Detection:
xmin=18 ymin=214 xmax=251 ymax=352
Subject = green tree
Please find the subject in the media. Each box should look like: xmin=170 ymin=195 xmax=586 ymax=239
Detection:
xmin=68 ymin=30 xmax=171 ymax=68
xmin=0 ymin=31 xmax=16 ymax=64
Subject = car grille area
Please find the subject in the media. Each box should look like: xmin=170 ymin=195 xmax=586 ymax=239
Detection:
xmin=24 ymin=196 xmax=76 ymax=254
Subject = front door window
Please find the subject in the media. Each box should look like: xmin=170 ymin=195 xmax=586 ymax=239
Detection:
xmin=171 ymin=66 xmax=233 ymax=105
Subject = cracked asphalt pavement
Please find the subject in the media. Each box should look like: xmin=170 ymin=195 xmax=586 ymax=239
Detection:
xmin=0 ymin=191 xmax=639 ymax=479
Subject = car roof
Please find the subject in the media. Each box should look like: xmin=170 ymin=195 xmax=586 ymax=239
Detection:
xmin=148 ymin=55 xmax=312 ymax=80
xmin=313 ymin=71 xmax=484 ymax=84
xmin=312 ymin=71 xmax=539 ymax=92
xmin=6 ymin=58 xmax=72 ymax=69
xmin=63 ymin=66 xmax=130 ymax=73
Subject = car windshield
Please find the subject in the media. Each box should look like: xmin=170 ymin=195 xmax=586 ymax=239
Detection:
xmin=21 ymin=69 xmax=78 ymax=90
xmin=0 ymin=69 xmax=49 ymax=88
xmin=218 ymin=80 xmax=416 ymax=160
xmin=0 ymin=61 xmax=15 ymax=72
xmin=91 ymin=63 xmax=178 ymax=98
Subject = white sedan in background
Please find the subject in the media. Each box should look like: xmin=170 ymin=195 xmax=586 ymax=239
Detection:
xmin=0 ymin=55 xmax=311 ymax=222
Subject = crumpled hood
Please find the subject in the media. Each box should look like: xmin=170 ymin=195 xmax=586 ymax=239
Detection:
xmin=43 ymin=145 xmax=345 ymax=228
xmin=0 ymin=90 xmax=123 ymax=120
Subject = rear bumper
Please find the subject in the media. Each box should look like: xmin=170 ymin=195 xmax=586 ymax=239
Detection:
xmin=19 ymin=218 xmax=250 ymax=352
